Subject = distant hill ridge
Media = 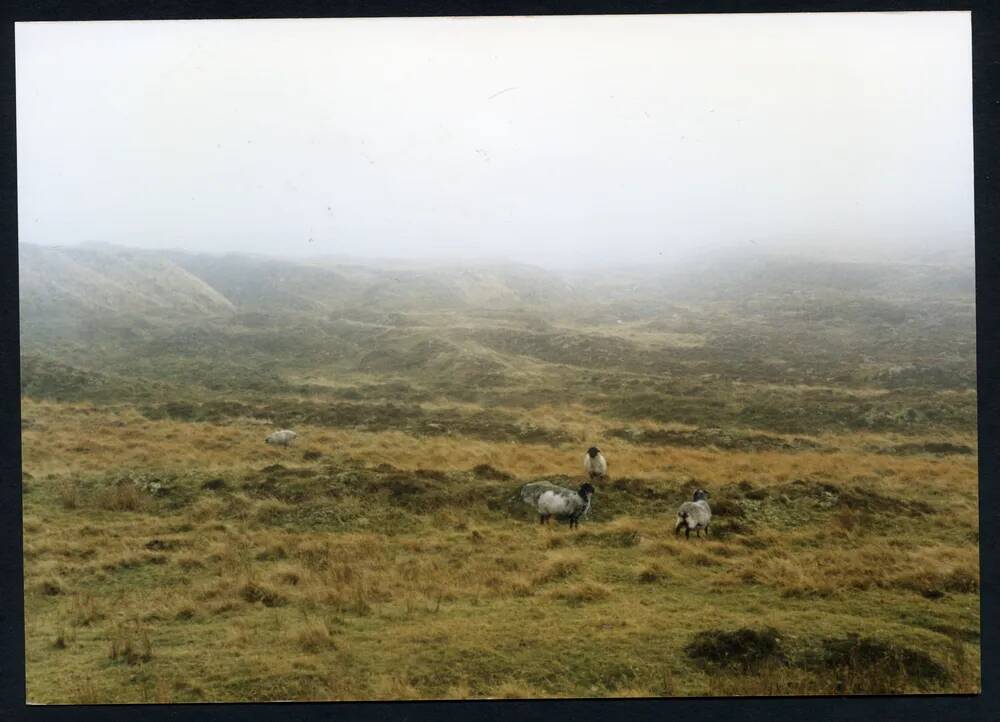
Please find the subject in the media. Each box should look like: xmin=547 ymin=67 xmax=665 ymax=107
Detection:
xmin=19 ymin=242 xmax=581 ymax=323
xmin=19 ymin=242 xmax=974 ymax=330
xmin=19 ymin=243 xmax=236 ymax=320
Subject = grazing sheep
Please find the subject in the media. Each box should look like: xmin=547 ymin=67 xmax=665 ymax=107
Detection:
xmin=533 ymin=482 xmax=595 ymax=529
xmin=675 ymin=489 xmax=711 ymax=539
xmin=584 ymin=447 xmax=608 ymax=481
xmin=265 ymin=429 xmax=298 ymax=447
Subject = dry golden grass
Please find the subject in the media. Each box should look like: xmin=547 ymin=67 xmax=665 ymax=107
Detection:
xmin=20 ymin=398 xmax=977 ymax=487
xmin=20 ymin=397 xmax=980 ymax=702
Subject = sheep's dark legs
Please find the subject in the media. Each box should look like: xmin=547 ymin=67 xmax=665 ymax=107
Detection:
xmin=685 ymin=527 xmax=690 ymax=539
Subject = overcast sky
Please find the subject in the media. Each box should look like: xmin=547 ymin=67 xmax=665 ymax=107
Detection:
xmin=16 ymin=12 xmax=973 ymax=268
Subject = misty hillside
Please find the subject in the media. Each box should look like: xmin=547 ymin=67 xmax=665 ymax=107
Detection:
xmin=18 ymin=243 xmax=237 ymax=323
xmin=585 ymin=251 xmax=975 ymax=307
xmin=18 ymin=241 xmax=977 ymax=417
xmin=19 ymin=243 xmax=581 ymax=327
xmin=19 ymin=242 xmax=975 ymax=325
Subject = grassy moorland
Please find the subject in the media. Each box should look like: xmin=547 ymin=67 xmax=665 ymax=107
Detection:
xmin=19 ymin=244 xmax=979 ymax=701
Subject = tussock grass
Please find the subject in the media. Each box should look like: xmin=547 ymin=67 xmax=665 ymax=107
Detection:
xmin=548 ymin=581 xmax=612 ymax=605
xmin=291 ymin=619 xmax=336 ymax=653
xmin=20 ymin=399 xmax=977 ymax=487
xmin=533 ymin=551 xmax=586 ymax=584
xmin=56 ymin=479 xmax=80 ymax=510
xmin=21 ymin=395 xmax=979 ymax=702
xmin=95 ymin=481 xmax=151 ymax=512
xmin=108 ymin=622 xmax=153 ymax=666
xmin=18 ymin=271 xmax=979 ymax=701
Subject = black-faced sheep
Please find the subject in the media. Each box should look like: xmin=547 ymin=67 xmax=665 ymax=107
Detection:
xmin=526 ymin=482 xmax=595 ymax=529
xmin=675 ymin=488 xmax=711 ymax=539
xmin=584 ymin=447 xmax=608 ymax=481
xmin=265 ymin=429 xmax=298 ymax=447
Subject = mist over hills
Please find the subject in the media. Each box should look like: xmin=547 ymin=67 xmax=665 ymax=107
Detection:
xmin=19 ymin=242 xmax=584 ymax=326
xmin=18 ymin=241 xmax=975 ymax=327
xmin=17 ymin=240 xmax=976 ymax=415
xmin=18 ymin=243 xmax=237 ymax=322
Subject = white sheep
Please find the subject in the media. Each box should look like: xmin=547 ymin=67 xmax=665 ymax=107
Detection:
xmin=675 ymin=489 xmax=711 ymax=539
xmin=531 ymin=482 xmax=595 ymax=529
xmin=584 ymin=446 xmax=608 ymax=481
xmin=519 ymin=481 xmax=568 ymax=508
xmin=265 ymin=429 xmax=298 ymax=447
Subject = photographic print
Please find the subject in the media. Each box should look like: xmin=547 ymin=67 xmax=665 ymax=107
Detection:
xmin=16 ymin=12 xmax=979 ymax=702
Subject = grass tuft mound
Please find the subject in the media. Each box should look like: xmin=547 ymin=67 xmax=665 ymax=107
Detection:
xmin=240 ymin=582 xmax=288 ymax=608
xmin=684 ymin=627 xmax=786 ymax=672
xmin=472 ymin=464 xmax=513 ymax=481
xmin=548 ymin=581 xmax=612 ymax=605
xmin=809 ymin=634 xmax=949 ymax=691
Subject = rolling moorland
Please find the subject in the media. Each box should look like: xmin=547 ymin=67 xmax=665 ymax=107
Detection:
xmin=18 ymin=242 xmax=979 ymax=701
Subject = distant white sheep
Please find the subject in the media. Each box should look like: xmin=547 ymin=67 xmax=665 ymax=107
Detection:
xmin=583 ymin=447 xmax=607 ymax=481
xmin=675 ymin=489 xmax=711 ymax=539
xmin=265 ymin=429 xmax=298 ymax=447
xmin=521 ymin=482 xmax=595 ymax=529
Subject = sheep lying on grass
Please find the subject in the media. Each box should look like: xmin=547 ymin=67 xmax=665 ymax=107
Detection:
xmin=584 ymin=447 xmax=608 ymax=481
xmin=265 ymin=430 xmax=298 ymax=447
xmin=521 ymin=481 xmax=595 ymax=529
xmin=676 ymin=488 xmax=711 ymax=539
